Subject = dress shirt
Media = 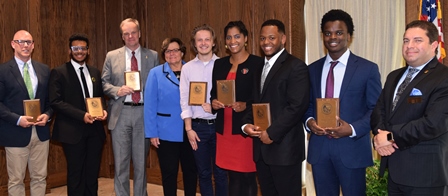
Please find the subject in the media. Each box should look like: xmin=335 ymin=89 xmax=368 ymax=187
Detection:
xmin=71 ymin=59 xmax=93 ymax=98
xmin=180 ymin=54 xmax=219 ymax=120
xmin=264 ymin=48 xmax=285 ymax=72
xmin=124 ymin=46 xmax=143 ymax=103
xmin=16 ymin=57 xmax=38 ymax=126
xmin=392 ymin=61 xmax=428 ymax=100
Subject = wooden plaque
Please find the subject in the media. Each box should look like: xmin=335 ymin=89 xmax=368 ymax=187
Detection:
xmin=23 ymin=99 xmax=41 ymax=122
xmin=316 ymin=98 xmax=339 ymax=128
xmin=216 ymin=80 xmax=235 ymax=106
xmin=85 ymin=97 xmax=104 ymax=117
xmin=189 ymin=82 xmax=207 ymax=106
xmin=252 ymin=103 xmax=271 ymax=131
xmin=124 ymin=71 xmax=141 ymax=92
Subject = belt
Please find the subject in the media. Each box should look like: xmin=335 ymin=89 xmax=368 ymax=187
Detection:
xmin=123 ymin=102 xmax=144 ymax=106
xmin=192 ymin=118 xmax=215 ymax=124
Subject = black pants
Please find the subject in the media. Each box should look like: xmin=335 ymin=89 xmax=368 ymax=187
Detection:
xmin=157 ymin=133 xmax=197 ymax=196
xmin=228 ymin=170 xmax=257 ymax=196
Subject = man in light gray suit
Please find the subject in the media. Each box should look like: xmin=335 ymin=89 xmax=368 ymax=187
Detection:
xmin=102 ymin=18 xmax=159 ymax=196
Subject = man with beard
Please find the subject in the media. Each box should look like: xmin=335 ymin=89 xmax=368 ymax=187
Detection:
xmin=49 ymin=33 xmax=107 ymax=195
xmin=0 ymin=30 xmax=53 ymax=196
xmin=243 ymin=19 xmax=310 ymax=196
xmin=303 ymin=10 xmax=381 ymax=195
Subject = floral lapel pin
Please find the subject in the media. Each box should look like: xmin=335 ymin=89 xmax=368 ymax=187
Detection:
xmin=241 ymin=68 xmax=249 ymax=74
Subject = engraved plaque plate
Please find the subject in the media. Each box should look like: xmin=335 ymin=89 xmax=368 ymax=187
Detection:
xmin=23 ymin=99 xmax=41 ymax=122
xmin=124 ymin=71 xmax=141 ymax=92
xmin=189 ymin=82 xmax=207 ymax=106
xmin=216 ymin=80 xmax=235 ymax=106
xmin=252 ymin=103 xmax=271 ymax=131
xmin=316 ymin=98 xmax=339 ymax=128
xmin=85 ymin=97 xmax=104 ymax=117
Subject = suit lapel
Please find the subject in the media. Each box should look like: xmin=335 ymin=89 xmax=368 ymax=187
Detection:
xmin=314 ymin=58 xmax=325 ymax=98
xmin=339 ymin=54 xmax=358 ymax=99
xmin=261 ymin=50 xmax=288 ymax=97
xmin=163 ymin=63 xmax=179 ymax=86
xmin=140 ymin=48 xmax=150 ymax=89
xmin=391 ymin=59 xmax=438 ymax=116
xmin=9 ymin=60 xmax=29 ymax=98
xmin=32 ymin=61 xmax=44 ymax=99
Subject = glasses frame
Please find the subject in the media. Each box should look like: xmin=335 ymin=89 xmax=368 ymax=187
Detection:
xmin=13 ymin=40 xmax=34 ymax=46
xmin=165 ymin=48 xmax=181 ymax=54
xmin=70 ymin=46 xmax=89 ymax=52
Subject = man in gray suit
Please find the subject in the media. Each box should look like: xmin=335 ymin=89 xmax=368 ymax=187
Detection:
xmin=102 ymin=18 xmax=159 ymax=196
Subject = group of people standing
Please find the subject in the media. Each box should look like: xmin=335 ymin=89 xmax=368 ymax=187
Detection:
xmin=1 ymin=8 xmax=448 ymax=196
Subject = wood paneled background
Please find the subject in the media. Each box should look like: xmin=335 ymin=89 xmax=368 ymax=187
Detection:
xmin=0 ymin=0 xmax=447 ymax=194
xmin=0 ymin=0 xmax=305 ymax=194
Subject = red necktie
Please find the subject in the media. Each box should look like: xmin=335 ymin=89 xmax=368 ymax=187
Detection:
xmin=131 ymin=51 xmax=140 ymax=103
xmin=325 ymin=61 xmax=338 ymax=98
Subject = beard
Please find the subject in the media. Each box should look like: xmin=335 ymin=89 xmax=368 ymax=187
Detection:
xmin=70 ymin=53 xmax=88 ymax=64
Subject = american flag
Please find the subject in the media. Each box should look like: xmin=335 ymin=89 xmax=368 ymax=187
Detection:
xmin=419 ymin=0 xmax=445 ymax=61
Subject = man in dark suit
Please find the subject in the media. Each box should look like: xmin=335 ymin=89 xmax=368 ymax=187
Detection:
xmin=372 ymin=20 xmax=448 ymax=195
xmin=49 ymin=33 xmax=107 ymax=196
xmin=243 ymin=19 xmax=310 ymax=196
xmin=303 ymin=10 xmax=382 ymax=195
xmin=0 ymin=30 xmax=53 ymax=196
xmin=101 ymin=18 xmax=159 ymax=196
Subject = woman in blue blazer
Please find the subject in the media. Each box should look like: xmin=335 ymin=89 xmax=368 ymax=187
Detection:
xmin=144 ymin=38 xmax=197 ymax=196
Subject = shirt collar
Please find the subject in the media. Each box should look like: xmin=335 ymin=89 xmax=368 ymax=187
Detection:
xmin=125 ymin=46 xmax=141 ymax=56
xmin=70 ymin=59 xmax=86 ymax=70
xmin=325 ymin=49 xmax=350 ymax=66
xmin=14 ymin=56 xmax=32 ymax=67
xmin=265 ymin=48 xmax=285 ymax=65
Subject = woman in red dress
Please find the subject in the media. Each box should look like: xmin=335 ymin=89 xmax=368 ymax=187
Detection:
xmin=211 ymin=21 xmax=263 ymax=196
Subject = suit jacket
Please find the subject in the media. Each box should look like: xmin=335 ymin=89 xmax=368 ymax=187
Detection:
xmin=49 ymin=62 xmax=106 ymax=144
xmin=102 ymin=46 xmax=159 ymax=130
xmin=245 ymin=50 xmax=309 ymax=166
xmin=210 ymin=55 xmax=263 ymax=135
xmin=0 ymin=58 xmax=53 ymax=147
xmin=371 ymin=57 xmax=448 ymax=187
xmin=304 ymin=53 xmax=381 ymax=168
xmin=144 ymin=62 xmax=185 ymax=142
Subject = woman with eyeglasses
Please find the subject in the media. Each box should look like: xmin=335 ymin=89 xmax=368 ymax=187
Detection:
xmin=210 ymin=21 xmax=263 ymax=196
xmin=144 ymin=38 xmax=197 ymax=196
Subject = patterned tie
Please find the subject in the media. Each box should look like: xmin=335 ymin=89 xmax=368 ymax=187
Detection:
xmin=325 ymin=61 xmax=338 ymax=98
xmin=392 ymin=67 xmax=419 ymax=111
xmin=131 ymin=51 xmax=141 ymax=103
xmin=260 ymin=62 xmax=271 ymax=91
xmin=23 ymin=62 xmax=34 ymax=99
xmin=79 ymin=67 xmax=90 ymax=98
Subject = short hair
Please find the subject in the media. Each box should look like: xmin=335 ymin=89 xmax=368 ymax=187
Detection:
xmin=321 ymin=9 xmax=354 ymax=36
xmin=69 ymin=33 xmax=89 ymax=48
xmin=224 ymin=21 xmax=249 ymax=39
xmin=406 ymin=20 xmax=439 ymax=43
xmin=261 ymin=19 xmax=285 ymax=34
xmin=190 ymin=24 xmax=218 ymax=53
xmin=160 ymin=38 xmax=187 ymax=60
xmin=120 ymin=18 xmax=140 ymax=34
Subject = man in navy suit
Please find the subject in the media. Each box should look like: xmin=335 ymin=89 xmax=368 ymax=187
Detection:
xmin=303 ymin=9 xmax=382 ymax=195
xmin=0 ymin=30 xmax=53 ymax=196
xmin=372 ymin=20 xmax=448 ymax=195
xmin=49 ymin=33 xmax=107 ymax=195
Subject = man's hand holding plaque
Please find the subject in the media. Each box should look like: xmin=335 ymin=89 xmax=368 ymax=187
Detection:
xmin=189 ymin=82 xmax=207 ymax=106
xmin=85 ymin=97 xmax=107 ymax=121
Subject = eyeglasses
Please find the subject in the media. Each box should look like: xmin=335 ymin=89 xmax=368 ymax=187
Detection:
xmin=13 ymin=40 xmax=34 ymax=46
xmin=165 ymin=48 xmax=181 ymax=54
xmin=70 ymin=46 xmax=89 ymax=52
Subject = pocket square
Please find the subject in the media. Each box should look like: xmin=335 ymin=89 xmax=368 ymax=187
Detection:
xmin=410 ymin=88 xmax=422 ymax=96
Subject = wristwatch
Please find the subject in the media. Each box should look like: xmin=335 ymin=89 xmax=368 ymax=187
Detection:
xmin=387 ymin=132 xmax=394 ymax=142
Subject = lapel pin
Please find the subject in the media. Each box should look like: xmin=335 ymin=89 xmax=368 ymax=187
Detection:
xmin=146 ymin=56 xmax=148 ymax=59
xmin=241 ymin=68 xmax=249 ymax=74
xmin=91 ymin=77 xmax=96 ymax=82
xmin=424 ymin=70 xmax=429 ymax=74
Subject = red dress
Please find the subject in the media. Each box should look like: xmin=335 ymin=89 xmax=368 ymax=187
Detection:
xmin=216 ymin=72 xmax=256 ymax=172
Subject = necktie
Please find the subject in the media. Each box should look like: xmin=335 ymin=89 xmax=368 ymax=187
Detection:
xmin=131 ymin=51 xmax=141 ymax=103
xmin=23 ymin=62 xmax=34 ymax=99
xmin=392 ymin=67 xmax=419 ymax=111
xmin=325 ymin=61 xmax=338 ymax=98
xmin=79 ymin=67 xmax=90 ymax=98
xmin=260 ymin=62 xmax=271 ymax=91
